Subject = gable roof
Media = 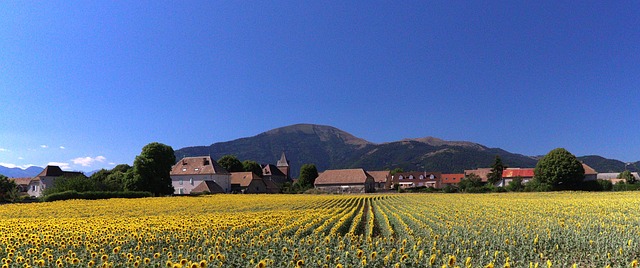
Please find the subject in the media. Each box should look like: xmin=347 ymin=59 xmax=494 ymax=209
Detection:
xmin=36 ymin=165 xmax=85 ymax=178
xmin=502 ymin=168 xmax=535 ymax=178
xmin=582 ymin=163 xmax=597 ymax=175
xmin=191 ymin=180 xmax=224 ymax=194
xmin=8 ymin=177 xmax=32 ymax=186
xmin=262 ymin=179 xmax=281 ymax=193
xmin=230 ymin=172 xmax=262 ymax=187
xmin=314 ymin=168 xmax=373 ymax=185
xmin=171 ymin=156 xmax=229 ymax=176
xmin=262 ymin=164 xmax=286 ymax=177
xmin=367 ymin=171 xmax=390 ymax=183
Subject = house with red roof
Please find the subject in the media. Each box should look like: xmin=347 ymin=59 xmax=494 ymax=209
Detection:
xmin=441 ymin=173 xmax=464 ymax=187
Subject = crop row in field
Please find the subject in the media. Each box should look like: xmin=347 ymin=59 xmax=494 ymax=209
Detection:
xmin=1 ymin=192 xmax=639 ymax=267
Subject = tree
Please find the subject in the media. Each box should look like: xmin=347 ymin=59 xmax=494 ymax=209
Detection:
xmin=458 ymin=173 xmax=483 ymax=192
xmin=43 ymin=175 xmax=100 ymax=195
xmin=218 ymin=155 xmax=243 ymax=172
xmin=487 ymin=155 xmax=505 ymax=185
xmin=534 ymin=148 xmax=585 ymax=190
xmin=242 ymin=160 xmax=263 ymax=177
xmin=618 ymin=170 xmax=636 ymax=184
xmin=294 ymin=164 xmax=319 ymax=190
xmin=506 ymin=176 xmax=524 ymax=192
xmin=128 ymin=142 xmax=176 ymax=196
xmin=390 ymin=168 xmax=404 ymax=176
xmin=0 ymin=175 xmax=18 ymax=202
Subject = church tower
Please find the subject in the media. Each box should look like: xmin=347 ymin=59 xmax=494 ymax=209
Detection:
xmin=276 ymin=152 xmax=290 ymax=179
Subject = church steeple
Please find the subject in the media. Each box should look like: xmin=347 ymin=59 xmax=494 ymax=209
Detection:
xmin=276 ymin=152 xmax=290 ymax=179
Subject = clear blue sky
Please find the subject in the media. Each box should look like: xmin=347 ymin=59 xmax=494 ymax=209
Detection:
xmin=1 ymin=1 xmax=639 ymax=172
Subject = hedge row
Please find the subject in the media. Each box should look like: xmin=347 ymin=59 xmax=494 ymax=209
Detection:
xmin=42 ymin=191 xmax=153 ymax=202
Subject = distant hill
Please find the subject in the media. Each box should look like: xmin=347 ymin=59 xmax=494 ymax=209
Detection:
xmin=578 ymin=155 xmax=640 ymax=173
xmin=175 ymin=124 xmax=540 ymax=176
xmin=0 ymin=166 xmax=43 ymax=178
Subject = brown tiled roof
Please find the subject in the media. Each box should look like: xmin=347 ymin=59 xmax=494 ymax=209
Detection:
xmin=191 ymin=180 xmax=224 ymax=194
xmin=314 ymin=168 xmax=373 ymax=185
xmin=262 ymin=164 xmax=285 ymax=177
xmin=171 ymin=156 xmax=229 ymax=175
xmin=262 ymin=179 xmax=281 ymax=193
xmin=36 ymin=165 xmax=85 ymax=178
xmin=367 ymin=171 xmax=390 ymax=183
xmin=582 ymin=163 xmax=597 ymax=175
xmin=441 ymin=173 xmax=464 ymax=184
xmin=464 ymin=168 xmax=492 ymax=182
xmin=8 ymin=177 xmax=32 ymax=185
xmin=230 ymin=172 xmax=262 ymax=187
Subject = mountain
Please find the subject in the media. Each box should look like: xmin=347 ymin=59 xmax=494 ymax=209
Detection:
xmin=578 ymin=155 xmax=640 ymax=173
xmin=0 ymin=166 xmax=44 ymax=178
xmin=175 ymin=124 xmax=539 ymax=176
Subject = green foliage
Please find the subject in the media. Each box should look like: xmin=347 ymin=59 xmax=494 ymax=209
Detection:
xmin=534 ymin=148 xmax=585 ymax=190
xmin=90 ymin=165 xmax=133 ymax=192
xmin=43 ymin=175 xmax=101 ymax=196
xmin=0 ymin=175 xmax=18 ymax=203
xmin=458 ymin=173 xmax=483 ymax=192
xmin=294 ymin=164 xmax=318 ymax=190
xmin=42 ymin=190 xmax=152 ymax=202
xmin=390 ymin=168 xmax=404 ymax=175
xmin=487 ymin=155 xmax=505 ymax=184
xmin=506 ymin=176 xmax=524 ymax=192
xmin=130 ymin=142 xmax=176 ymax=196
xmin=597 ymin=180 xmax=613 ymax=191
xmin=613 ymin=182 xmax=640 ymax=191
xmin=442 ymin=184 xmax=457 ymax=193
xmin=524 ymin=178 xmax=553 ymax=192
xmin=618 ymin=170 xmax=636 ymax=184
xmin=218 ymin=155 xmax=244 ymax=172
xmin=242 ymin=160 xmax=263 ymax=177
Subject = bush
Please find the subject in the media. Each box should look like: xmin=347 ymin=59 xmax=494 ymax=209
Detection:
xmin=613 ymin=183 xmax=640 ymax=192
xmin=442 ymin=184 xmax=458 ymax=193
xmin=42 ymin=191 xmax=153 ymax=202
xmin=597 ymin=180 xmax=613 ymax=191
xmin=524 ymin=179 xmax=552 ymax=192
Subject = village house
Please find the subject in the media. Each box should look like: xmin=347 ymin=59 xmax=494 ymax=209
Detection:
xmin=440 ymin=173 xmax=464 ymax=187
xmin=367 ymin=170 xmax=391 ymax=190
xmin=27 ymin=165 xmax=86 ymax=197
xmin=392 ymin=171 xmax=442 ymax=189
xmin=463 ymin=168 xmax=492 ymax=182
xmin=597 ymin=172 xmax=640 ymax=184
xmin=170 ymin=156 xmax=230 ymax=195
xmin=230 ymin=172 xmax=268 ymax=193
xmin=582 ymin=163 xmax=598 ymax=181
xmin=497 ymin=168 xmax=535 ymax=187
xmin=260 ymin=152 xmax=292 ymax=192
xmin=314 ymin=168 xmax=375 ymax=193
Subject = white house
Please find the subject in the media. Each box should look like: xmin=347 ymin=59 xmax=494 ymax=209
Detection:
xmin=170 ymin=156 xmax=231 ymax=194
xmin=28 ymin=165 xmax=86 ymax=197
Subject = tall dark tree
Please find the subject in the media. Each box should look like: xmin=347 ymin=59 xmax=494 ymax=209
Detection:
xmin=0 ymin=175 xmax=18 ymax=202
xmin=534 ymin=148 xmax=584 ymax=190
xmin=242 ymin=160 xmax=263 ymax=177
xmin=128 ymin=142 xmax=176 ymax=196
xmin=218 ymin=155 xmax=243 ymax=172
xmin=487 ymin=155 xmax=506 ymax=185
xmin=294 ymin=164 xmax=319 ymax=190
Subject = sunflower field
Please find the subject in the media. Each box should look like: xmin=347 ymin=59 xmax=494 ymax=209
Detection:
xmin=1 ymin=192 xmax=639 ymax=267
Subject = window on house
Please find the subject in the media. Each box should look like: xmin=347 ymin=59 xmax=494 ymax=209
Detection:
xmin=419 ymin=175 xmax=424 ymax=180
xmin=190 ymin=178 xmax=194 ymax=185
xmin=179 ymin=179 xmax=183 ymax=185
xmin=194 ymin=168 xmax=199 ymax=171
xmin=182 ymin=168 xmax=187 ymax=172
xmin=32 ymin=185 xmax=36 ymax=191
